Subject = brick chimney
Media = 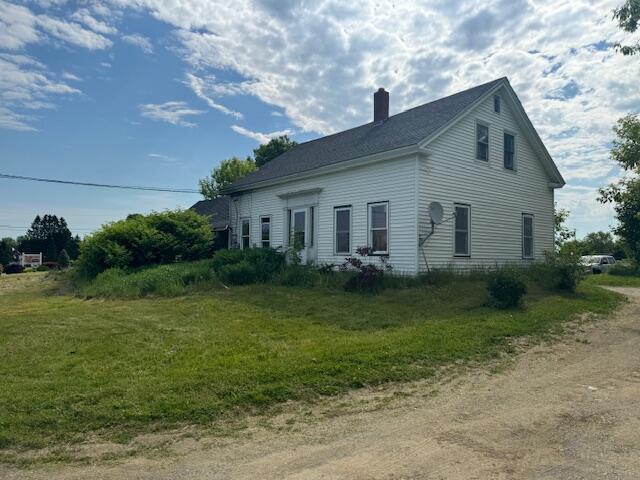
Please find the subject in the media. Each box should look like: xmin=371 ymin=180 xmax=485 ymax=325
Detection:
xmin=373 ymin=87 xmax=389 ymax=123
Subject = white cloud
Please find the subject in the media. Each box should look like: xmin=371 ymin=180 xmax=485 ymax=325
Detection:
xmin=36 ymin=15 xmax=113 ymax=50
xmin=184 ymin=73 xmax=243 ymax=119
xmin=148 ymin=152 xmax=179 ymax=163
xmin=556 ymin=184 xmax=617 ymax=238
xmin=61 ymin=71 xmax=81 ymax=81
xmin=0 ymin=1 xmax=40 ymax=50
xmin=70 ymin=8 xmax=117 ymax=35
xmin=122 ymin=33 xmax=154 ymax=54
xmin=231 ymin=125 xmax=292 ymax=143
xmin=139 ymin=101 xmax=205 ymax=127
xmin=2 ymin=0 xmax=637 ymax=232
xmin=0 ymin=1 xmax=113 ymax=51
xmin=110 ymin=0 xmax=638 ymax=234
xmin=0 ymin=55 xmax=80 ymax=131
xmin=0 ymin=106 xmax=36 ymax=132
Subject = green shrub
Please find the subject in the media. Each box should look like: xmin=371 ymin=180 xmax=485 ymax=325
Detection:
xmin=529 ymin=255 xmax=583 ymax=293
xmin=609 ymin=262 xmax=639 ymax=276
xmin=488 ymin=273 xmax=527 ymax=308
xmin=78 ymin=260 xmax=217 ymax=298
xmin=76 ymin=210 xmax=213 ymax=278
xmin=4 ymin=263 xmax=24 ymax=274
xmin=57 ymin=249 xmax=70 ymax=269
xmin=36 ymin=265 xmax=49 ymax=272
xmin=343 ymin=267 xmax=385 ymax=294
xmin=217 ymin=261 xmax=259 ymax=285
xmin=212 ymin=248 xmax=286 ymax=283
xmin=276 ymin=264 xmax=321 ymax=287
xmin=341 ymin=247 xmax=389 ymax=294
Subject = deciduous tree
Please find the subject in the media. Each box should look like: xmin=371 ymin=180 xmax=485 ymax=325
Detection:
xmin=253 ymin=135 xmax=297 ymax=168
xmin=554 ymin=204 xmax=575 ymax=251
xmin=198 ymin=156 xmax=257 ymax=199
xmin=599 ymin=115 xmax=640 ymax=265
xmin=613 ymin=0 xmax=640 ymax=55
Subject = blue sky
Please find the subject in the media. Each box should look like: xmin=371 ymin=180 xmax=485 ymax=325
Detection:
xmin=1 ymin=0 xmax=639 ymax=240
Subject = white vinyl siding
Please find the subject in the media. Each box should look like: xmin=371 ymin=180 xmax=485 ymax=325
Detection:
xmin=522 ymin=214 xmax=534 ymax=258
xmin=368 ymin=202 xmax=389 ymax=254
xmin=418 ymin=87 xmax=555 ymax=270
xmin=230 ymin=154 xmax=418 ymax=273
xmin=230 ymin=85 xmax=556 ymax=274
xmin=334 ymin=207 xmax=351 ymax=254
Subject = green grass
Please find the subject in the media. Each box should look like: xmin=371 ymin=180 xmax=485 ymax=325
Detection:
xmin=584 ymin=273 xmax=640 ymax=287
xmin=0 ymin=270 xmax=625 ymax=456
xmin=72 ymin=259 xmax=222 ymax=298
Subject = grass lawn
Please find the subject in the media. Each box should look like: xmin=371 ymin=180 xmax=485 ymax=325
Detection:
xmin=583 ymin=272 xmax=640 ymax=287
xmin=0 ymin=271 xmax=624 ymax=456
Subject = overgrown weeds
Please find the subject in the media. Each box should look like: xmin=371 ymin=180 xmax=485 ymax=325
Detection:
xmin=76 ymin=259 xmax=219 ymax=298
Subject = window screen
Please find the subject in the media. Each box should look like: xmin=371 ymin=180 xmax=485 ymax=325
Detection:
xmin=454 ymin=205 xmax=470 ymax=256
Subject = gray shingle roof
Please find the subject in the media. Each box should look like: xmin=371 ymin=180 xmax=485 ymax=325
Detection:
xmin=190 ymin=196 xmax=230 ymax=230
xmin=227 ymin=77 xmax=506 ymax=192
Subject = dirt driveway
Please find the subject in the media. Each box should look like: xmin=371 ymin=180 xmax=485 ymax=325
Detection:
xmin=4 ymin=287 xmax=640 ymax=479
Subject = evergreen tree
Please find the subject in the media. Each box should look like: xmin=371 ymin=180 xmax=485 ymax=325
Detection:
xmin=64 ymin=235 xmax=81 ymax=260
xmin=44 ymin=236 xmax=57 ymax=262
xmin=0 ymin=238 xmax=17 ymax=266
xmin=57 ymin=249 xmax=70 ymax=269
xmin=19 ymin=214 xmax=73 ymax=256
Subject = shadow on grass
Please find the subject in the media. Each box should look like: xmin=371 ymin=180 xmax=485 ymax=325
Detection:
xmin=220 ymin=280 xmax=491 ymax=331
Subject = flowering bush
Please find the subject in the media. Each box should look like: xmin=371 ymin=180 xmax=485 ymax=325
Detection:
xmin=342 ymin=246 xmax=391 ymax=294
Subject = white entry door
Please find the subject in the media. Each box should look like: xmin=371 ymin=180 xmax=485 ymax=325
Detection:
xmin=289 ymin=207 xmax=316 ymax=264
xmin=291 ymin=208 xmax=307 ymax=262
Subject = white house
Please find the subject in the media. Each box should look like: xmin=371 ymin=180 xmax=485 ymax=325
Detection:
xmin=223 ymin=77 xmax=565 ymax=274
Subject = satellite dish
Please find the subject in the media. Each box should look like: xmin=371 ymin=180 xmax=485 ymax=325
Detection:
xmin=429 ymin=201 xmax=444 ymax=224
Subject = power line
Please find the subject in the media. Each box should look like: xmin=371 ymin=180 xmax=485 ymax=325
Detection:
xmin=0 ymin=173 xmax=200 ymax=194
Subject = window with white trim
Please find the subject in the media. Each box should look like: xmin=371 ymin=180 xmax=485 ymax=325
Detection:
xmin=522 ymin=214 xmax=534 ymax=258
xmin=309 ymin=206 xmax=315 ymax=247
xmin=241 ymin=218 xmax=250 ymax=249
xmin=494 ymin=95 xmax=501 ymax=113
xmin=476 ymin=123 xmax=489 ymax=161
xmin=454 ymin=204 xmax=470 ymax=256
xmin=334 ymin=206 xmax=351 ymax=254
xmin=368 ymin=202 xmax=389 ymax=254
xmin=260 ymin=216 xmax=270 ymax=248
xmin=504 ymin=132 xmax=515 ymax=170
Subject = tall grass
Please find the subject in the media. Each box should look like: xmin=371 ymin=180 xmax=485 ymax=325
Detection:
xmin=77 ymin=259 xmax=220 ymax=298
xmin=72 ymin=255 xmax=586 ymax=300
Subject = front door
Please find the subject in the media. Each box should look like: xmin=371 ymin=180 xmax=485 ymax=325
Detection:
xmin=291 ymin=208 xmax=307 ymax=263
xmin=289 ymin=207 xmax=317 ymax=264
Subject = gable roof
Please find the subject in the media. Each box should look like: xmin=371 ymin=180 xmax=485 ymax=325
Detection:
xmin=190 ymin=196 xmax=230 ymax=230
xmin=226 ymin=77 xmax=563 ymax=192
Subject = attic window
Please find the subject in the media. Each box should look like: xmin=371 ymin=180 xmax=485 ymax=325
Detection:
xmin=494 ymin=95 xmax=501 ymax=113
xmin=476 ymin=123 xmax=489 ymax=161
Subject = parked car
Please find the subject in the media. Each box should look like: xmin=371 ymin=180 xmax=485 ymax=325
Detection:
xmin=580 ymin=255 xmax=616 ymax=274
